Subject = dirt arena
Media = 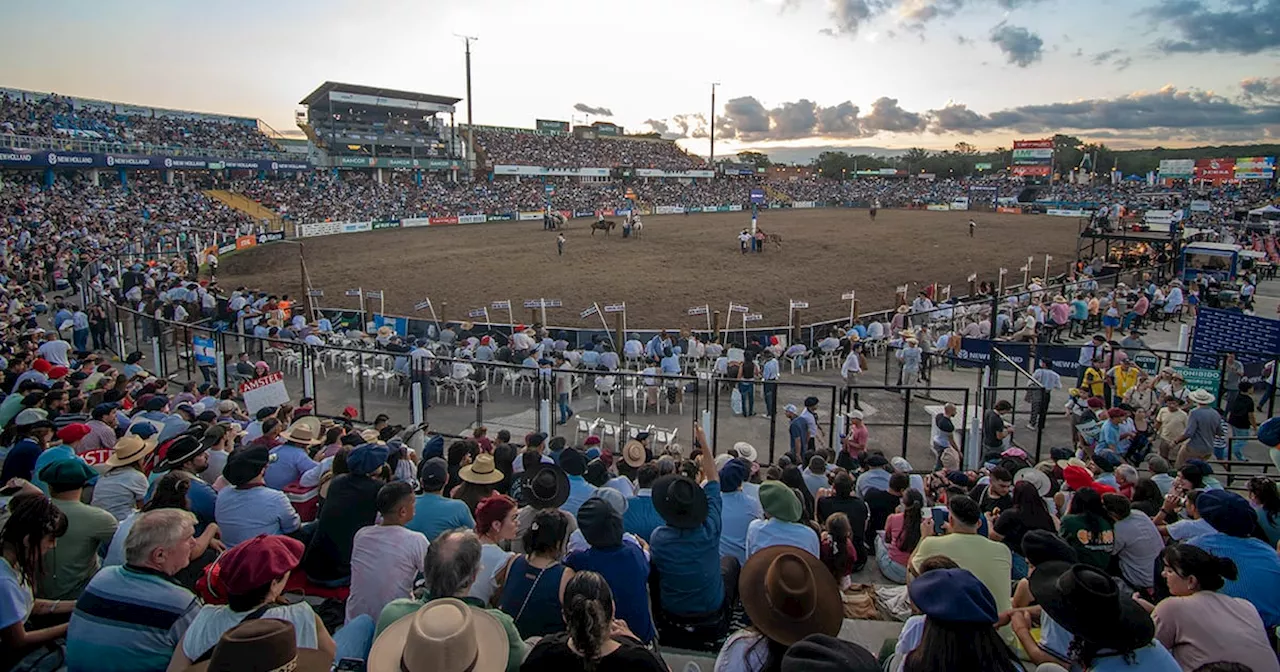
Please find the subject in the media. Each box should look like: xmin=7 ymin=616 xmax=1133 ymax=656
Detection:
xmin=221 ymin=209 xmax=1082 ymax=328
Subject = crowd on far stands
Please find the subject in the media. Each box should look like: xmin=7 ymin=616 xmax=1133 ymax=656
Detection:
xmin=473 ymin=130 xmax=706 ymax=171
xmin=0 ymin=93 xmax=280 ymax=154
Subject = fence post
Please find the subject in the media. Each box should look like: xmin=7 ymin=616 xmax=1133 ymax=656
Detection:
xmin=302 ymin=347 xmax=315 ymax=399
xmin=901 ymin=388 xmax=912 ymax=459
xmin=215 ymin=333 xmax=226 ymax=390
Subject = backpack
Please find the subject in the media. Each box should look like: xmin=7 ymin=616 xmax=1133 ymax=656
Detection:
xmin=1258 ymin=417 xmax=1280 ymax=447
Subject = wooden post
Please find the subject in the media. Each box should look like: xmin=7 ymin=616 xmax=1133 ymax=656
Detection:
xmin=440 ymin=302 xmax=448 ymax=326
xmin=852 ymin=300 xmax=860 ymax=321
xmin=713 ymin=310 xmax=722 ymax=342
xmin=792 ymin=308 xmax=803 ymax=342
xmin=529 ymin=309 xmax=537 ymax=326
xmin=615 ymin=312 xmax=624 ymax=351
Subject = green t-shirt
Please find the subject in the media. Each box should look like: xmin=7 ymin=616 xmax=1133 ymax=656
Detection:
xmin=377 ymin=596 xmax=525 ymax=672
xmin=40 ymin=498 xmax=118 ymax=600
xmin=1059 ymin=514 xmax=1115 ymax=570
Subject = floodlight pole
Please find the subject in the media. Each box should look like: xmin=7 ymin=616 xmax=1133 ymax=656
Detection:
xmin=710 ymin=82 xmax=719 ymax=166
xmin=457 ymin=34 xmax=478 ymax=174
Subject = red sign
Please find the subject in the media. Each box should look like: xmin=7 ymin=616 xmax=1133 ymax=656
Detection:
xmin=1012 ymin=165 xmax=1052 ymax=176
xmin=235 ymin=235 xmax=257 ymax=250
xmin=80 ymin=448 xmax=112 ymax=467
xmin=238 ymin=370 xmax=286 ymax=394
xmin=1194 ymin=158 xmax=1235 ymax=181
xmin=997 ymin=206 xmax=1023 ymax=214
xmin=1013 ymin=139 xmax=1054 ymax=149
xmin=428 ymin=216 xmax=459 ymax=226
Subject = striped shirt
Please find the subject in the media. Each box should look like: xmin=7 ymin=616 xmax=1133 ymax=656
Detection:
xmin=66 ymin=565 xmax=201 ymax=672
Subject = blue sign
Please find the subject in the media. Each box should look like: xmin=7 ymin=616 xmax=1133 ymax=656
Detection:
xmin=1190 ymin=307 xmax=1280 ymax=368
xmin=192 ymin=336 xmax=217 ymax=367
xmin=750 ymin=188 xmax=766 ymax=205
xmin=544 ymin=184 xmax=556 ymax=194
xmin=0 ymin=148 xmax=310 ymax=171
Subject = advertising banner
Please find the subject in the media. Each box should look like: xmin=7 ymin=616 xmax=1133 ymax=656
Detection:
xmin=1158 ymin=159 xmax=1195 ymax=179
xmin=486 ymin=214 xmax=515 ymax=221
xmin=1012 ymin=148 xmax=1054 ymax=160
xmin=492 ymin=165 xmax=610 ymax=177
xmin=729 ymin=205 xmax=743 ymax=211
xmin=793 ymin=201 xmax=816 ymax=209
xmin=518 ymin=211 xmax=544 ymax=221
xmin=750 ymin=188 xmax=766 ymax=204
xmin=1190 ymin=308 xmax=1280 ymax=369
xmin=298 ymin=222 xmax=340 ymax=237
xmin=634 ymin=169 xmax=716 ymax=178
xmin=1012 ymin=139 xmax=1054 ymax=149
xmin=1190 ymin=200 xmax=1212 ymax=212
xmin=336 ymin=156 xmax=460 ymax=170
xmin=238 ymin=371 xmax=290 ymax=415
xmin=428 ymin=216 xmax=459 ymax=226
xmin=573 ymin=210 xmax=596 ymax=218
xmin=1144 ymin=210 xmax=1182 ymax=225
xmin=1011 ymin=165 xmax=1052 ymax=176
xmin=949 ymin=198 xmax=969 ymax=211
xmin=686 ymin=206 xmax=703 ymax=213
xmin=235 ymin=235 xmax=257 ymax=250
xmin=535 ymin=119 xmax=570 ymax=133
xmin=1235 ymin=156 xmax=1276 ymax=179
xmin=996 ymin=206 xmax=1022 ymax=214
xmin=256 ymin=231 xmax=286 ymax=244
xmin=401 ymin=217 xmax=431 ymax=228
xmin=974 ymin=162 xmax=994 ymax=170
xmin=0 ymin=148 xmax=311 ymax=171
xmin=340 ymin=222 xmax=372 ymax=234
xmin=926 ymin=204 xmax=949 ymax=211
xmin=457 ymin=214 xmax=486 ymax=224
xmin=371 ymin=220 xmax=401 ymax=230
xmin=1046 ymin=208 xmax=1092 ymax=217
xmin=1194 ymin=158 xmax=1235 ymax=181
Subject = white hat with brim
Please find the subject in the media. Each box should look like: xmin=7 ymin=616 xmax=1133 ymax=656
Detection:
xmin=733 ymin=441 xmax=758 ymax=463
xmin=368 ymin=598 xmax=509 ymax=672
xmin=1015 ymin=467 xmax=1052 ymax=497
xmin=1187 ymin=389 xmax=1215 ymax=405
xmin=278 ymin=416 xmax=324 ymax=446
xmin=104 ymin=434 xmax=158 ymax=468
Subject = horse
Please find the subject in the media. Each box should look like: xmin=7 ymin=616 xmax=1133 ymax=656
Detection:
xmin=547 ymin=212 xmax=568 ymax=230
xmin=590 ymin=220 xmax=616 ymax=235
xmin=632 ymin=219 xmax=643 ymax=238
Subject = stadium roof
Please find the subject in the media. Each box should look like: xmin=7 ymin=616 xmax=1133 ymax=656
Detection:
xmin=299 ymin=81 xmax=461 ymax=107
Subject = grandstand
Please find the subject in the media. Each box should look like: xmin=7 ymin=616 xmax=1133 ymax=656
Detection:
xmin=297 ymin=81 xmax=464 ymax=171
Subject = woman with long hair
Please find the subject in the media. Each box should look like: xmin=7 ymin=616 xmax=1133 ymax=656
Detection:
xmin=1058 ymin=487 xmax=1114 ymax=570
xmin=521 ymin=571 xmax=665 ymax=672
xmin=1247 ymin=476 xmax=1280 ymax=546
xmin=495 ymin=508 xmax=575 ymax=638
xmin=1133 ymin=545 xmax=1278 ymax=671
xmin=876 ymin=489 xmax=924 ymax=584
xmin=902 ymin=568 xmax=1021 ymax=672
xmin=779 ymin=466 xmax=816 ymax=524
xmin=820 ymin=512 xmax=858 ymax=589
xmin=1129 ymin=477 xmax=1165 ymax=518
xmin=989 ymin=480 xmax=1057 ymax=579
xmin=0 ymin=491 xmax=72 ymax=668
xmin=102 ymin=471 xmax=223 ymax=570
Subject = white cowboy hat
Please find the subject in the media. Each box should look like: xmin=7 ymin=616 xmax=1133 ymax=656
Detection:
xmin=733 ymin=441 xmax=758 ymax=463
xmin=104 ymin=434 xmax=158 ymax=468
xmin=278 ymin=416 xmax=324 ymax=446
xmin=896 ymin=305 xmax=911 ymax=314
xmin=1187 ymin=389 xmax=1215 ymax=405
xmin=1015 ymin=467 xmax=1051 ymax=497
xmin=368 ymin=598 xmax=508 ymax=672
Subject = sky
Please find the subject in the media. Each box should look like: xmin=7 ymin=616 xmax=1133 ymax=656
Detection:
xmin=3 ymin=0 xmax=1279 ymax=154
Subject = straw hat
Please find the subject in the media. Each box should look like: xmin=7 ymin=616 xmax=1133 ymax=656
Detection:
xmin=622 ymin=439 xmax=647 ymax=468
xmin=1053 ymin=295 xmax=1068 ymax=303
xmin=896 ymin=305 xmax=910 ymax=314
xmin=104 ymin=434 xmax=158 ymax=468
xmin=1187 ymin=389 xmax=1215 ymax=405
xmin=278 ymin=416 xmax=324 ymax=446
xmin=458 ymin=454 xmax=504 ymax=485
xmin=733 ymin=441 xmax=758 ymax=463
xmin=369 ymin=598 xmax=508 ymax=672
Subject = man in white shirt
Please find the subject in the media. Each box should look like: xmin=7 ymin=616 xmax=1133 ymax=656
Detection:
xmin=37 ymin=332 xmax=73 ymax=366
xmin=840 ymin=348 xmax=863 ymax=411
xmin=346 ymin=482 xmax=429 ymax=625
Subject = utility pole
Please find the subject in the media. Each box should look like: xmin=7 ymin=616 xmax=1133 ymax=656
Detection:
xmin=710 ymin=82 xmax=719 ymax=166
xmin=455 ymin=34 xmax=478 ymax=174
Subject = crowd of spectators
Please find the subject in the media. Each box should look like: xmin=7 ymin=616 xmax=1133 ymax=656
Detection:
xmin=474 ymin=129 xmax=705 ymax=170
xmin=0 ymin=93 xmax=281 ymax=154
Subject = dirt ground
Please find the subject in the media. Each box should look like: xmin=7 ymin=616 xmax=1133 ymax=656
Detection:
xmin=221 ymin=209 xmax=1082 ymax=328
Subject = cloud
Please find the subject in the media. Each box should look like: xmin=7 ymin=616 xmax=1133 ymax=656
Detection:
xmin=989 ymin=23 xmax=1044 ymax=66
xmin=1090 ymin=48 xmax=1121 ymax=65
xmin=863 ymin=97 xmax=927 ymax=132
xmin=956 ymin=34 xmax=973 ymax=45
xmin=1112 ymin=56 xmax=1133 ymax=71
xmin=827 ymin=0 xmax=892 ymax=36
xmin=1148 ymin=0 xmax=1280 ymax=54
xmin=715 ymin=96 xmax=869 ymax=140
xmin=643 ymin=119 xmax=670 ymax=134
xmin=928 ymin=85 xmax=1280 ymax=134
xmin=1241 ymin=76 xmax=1280 ymax=101
xmin=572 ymin=103 xmax=613 ymax=116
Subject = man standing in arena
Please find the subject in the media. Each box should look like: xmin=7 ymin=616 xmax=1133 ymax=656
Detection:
xmin=556 ymin=233 xmax=565 ymax=256
xmin=968 ymin=219 xmax=976 ymax=237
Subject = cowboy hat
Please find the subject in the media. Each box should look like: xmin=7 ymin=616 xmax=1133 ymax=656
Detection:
xmin=896 ymin=305 xmax=910 ymax=314
xmin=733 ymin=441 xmax=758 ymax=463
xmin=1030 ymin=562 xmax=1155 ymax=653
xmin=1053 ymin=295 xmax=1068 ymax=303
xmin=740 ymin=545 xmax=843 ymax=646
xmin=622 ymin=439 xmax=647 ymax=468
xmin=652 ymin=474 xmax=708 ymax=529
xmin=519 ymin=464 xmax=570 ymax=509
xmin=1187 ymin=389 xmax=1215 ymax=405
xmin=459 ymin=454 xmax=504 ymax=485
xmin=278 ymin=416 xmax=324 ymax=446
xmin=154 ymin=435 xmax=207 ymax=472
xmin=104 ymin=433 xmax=158 ymax=468
xmin=377 ymin=325 xmax=394 ymax=337
xmin=186 ymin=619 xmax=332 ymax=672
xmin=1014 ymin=467 xmax=1051 ymax=497
xmin=369 ymin=598 xmax=508 ymax=672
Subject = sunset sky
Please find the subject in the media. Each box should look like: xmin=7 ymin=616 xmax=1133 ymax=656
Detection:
xmin=3 ymin=0 xmax=1278 ymax=153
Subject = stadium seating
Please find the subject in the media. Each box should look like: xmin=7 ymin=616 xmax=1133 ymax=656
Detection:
xmin=474 ymin=129 xmax=705 ymax=170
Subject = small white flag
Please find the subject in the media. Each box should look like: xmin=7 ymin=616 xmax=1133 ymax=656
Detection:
xmin=491 ymin=300 xmax=511 ymax=310
xmin=687 ymin=305 xmax=709 ymax=316
xmin=580 ymin=305 xmax=599 ymax=319
xmin=744 ymin=313 xmax=763 ymax=322
xmin=842 ymin=292 xmax=856 ymax=301
xmin=790 ymin=300 xmax=809 ymax=309
xmin=603 ymin=303 xmax=626 ymax=314
xmin=414 ymin=299 xmax=432 ymax=312
xmin=307 ymin=288 xmax=324 ymax=297
xmin=344 ymin=289 xmax=361 ymax=297
xmin=729 ymin=303 xmax=749 ymax=313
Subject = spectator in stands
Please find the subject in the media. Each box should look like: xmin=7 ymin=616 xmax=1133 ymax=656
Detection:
xmin=0 ymin=492 xmax=73 ymax=669
xmin=103 ymin=471 xmax=222 ymax=575
xmin=746 ymin=481 xmax=819 ymax=559
xmin=1102 ymin=494 xmax=1163 ymax=594
xmin=214 ymin=445 xmax=301 ymax=546
xmin=780 ymin=634 xmax=879 ymax=672
xmin=40 ymin=459 xmax=117 ymax=600
xmin=407 ymin=457 xmax=474 ymax=543
xmin=878 ymin=489 xmax=925 ymax=584
xmin=373 ymin=528 xmax=524 ymax=672
xmin=66 ymin=509 xmax=200 ymax=671
xmin=521 ymin=570 xmax=665 ymax=672
xmin=815 ymin=471 xmax=868 ymax=561
xmin=92 ymin=434 xmax=156 ymax=521
xmin=987 ymin=479 xmax=1057 ymax=579
xmin=1060 ymin=486 xmax=1115 ymax=569
xmin=902 ymin=566 xmax=1021 ymax=671
xmin=622 ymin=462 xmax=664 ymax=542
xmin=718 ymin=457 xmax=761 ymax=566
xmin=1184 ymin=489 xmax=1280 ymax=633
xmin=716 ymin=544 xmax=842 ymax=672
xmin=471 ymin=494 xmax=517 ymax=604
xmin=302 ymin=442 xmax=386 ymax=586
xmin=264 ymin=418 xmax=322 ymax=489
xmin=495 ymin=508 xmax=573 ymax=638
xmin=564 ymin=496 xmax=656 ymax=644
xmin=345 ymin=481 xmax=430 ymax=625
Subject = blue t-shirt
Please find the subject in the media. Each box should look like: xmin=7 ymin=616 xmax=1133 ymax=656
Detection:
xmin=788 ymin=417 xmax=806 ymax=455
xmin=565 ymin=544 xmax=656 ymax=643
xmin=1086 ymin=642 xmax=1180 ymax=671
xmin=1255 ymin=505 xmax=1280 ymax=548
xmin=1189 ymin=532 xmax=1280 ymax=628
xmin=719 ymin=491 xmax=762 ymax=566
xmin=650 ymin=481 xmax=724 ymax=616
xmin=406 ymin=493 xmax=475 ymax=543
xmin=622 ymin=493 xmax=665 ymax=543
xmin=145 ymin=472 xmax=217 ymax=534
xmin=561 ymin=476 xmax=596 ymax=519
